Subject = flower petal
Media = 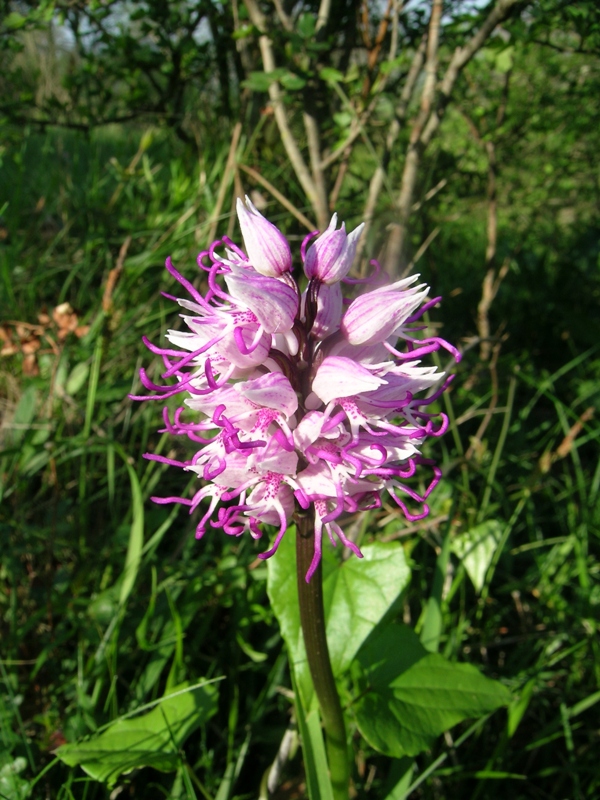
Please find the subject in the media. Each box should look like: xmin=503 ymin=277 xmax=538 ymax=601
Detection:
xmin=341 ymin=276 xmax=429 ymax=345
xmin=236 ymin=196 xmax=292 ymax=277
xmin=225 ymin=269 xmax=297 ymax=334
xmin=311 ymin=356 xmax=387 ymax=404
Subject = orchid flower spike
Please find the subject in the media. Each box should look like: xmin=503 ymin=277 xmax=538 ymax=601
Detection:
xmin=132 ymin=205 xmax=458 ymax=581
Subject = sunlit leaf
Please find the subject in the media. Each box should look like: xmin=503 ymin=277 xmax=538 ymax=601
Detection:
xmin=268 ymin=528 xmax=411 ymax=705
xmin=55 ymin=681 xmax=219 ymax=787
xmin=451 ymin=520 xmax=503 ymax=592
xmin=353 ymin=623 xmax=511 ymax=757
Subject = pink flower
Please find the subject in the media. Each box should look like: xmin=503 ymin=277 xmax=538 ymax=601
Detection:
xmin=132 ymin=203 xmax=459 ymax=580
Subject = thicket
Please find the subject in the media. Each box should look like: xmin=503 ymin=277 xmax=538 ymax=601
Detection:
xmin=0 ymin=1 xmax=599 ymax=798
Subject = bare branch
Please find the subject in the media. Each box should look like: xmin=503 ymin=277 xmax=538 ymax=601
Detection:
xmin=272 ymin=0 xmax=293 ymax=32
xmin=357 ymin=34 xmax=427 ymax=264
xmin=383 ymin=0 xmax=442 ymax=273
xmin=243 ymin=0 xmax=320 ymax=224
xmin=403 ymin=226 xmax=440 ymax=275
xmin=207 ymin=121 xmax=243 ymax=244
xmin=384 ymin=0 xmax=528 ymax=274
xmin=303 ymin=111 xmax=330 ymax=229
xmin=238 ymin=164 xmax=316 ymax=231
xmin=316 ymin=0 xmax=333 ymax=32
xmin=411 ymin=177 xmax=448 ymax=212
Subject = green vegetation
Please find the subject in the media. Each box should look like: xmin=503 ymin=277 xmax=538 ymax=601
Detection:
xmin=1 ymin=1 xmax=599 ymax=798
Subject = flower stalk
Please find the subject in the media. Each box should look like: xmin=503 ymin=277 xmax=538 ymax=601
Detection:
xmin=296 ymin=508 xmax=349 ymax=800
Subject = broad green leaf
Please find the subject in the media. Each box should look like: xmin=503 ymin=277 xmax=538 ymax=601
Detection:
xmin=268 ymin=528 xmax=410 ymax=706
xmin=55 ymin=681 xmax=219 ymax=787
xmin=324 ymin=541 xmax=410 ymax=677
xmin=354 ymin=623 xmax=511 ymax=758
xmin=451 ymin=520 xmax=503 ymax=592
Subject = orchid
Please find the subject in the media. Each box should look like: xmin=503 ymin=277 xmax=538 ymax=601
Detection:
xmin=132 ymin=198 xmax=459 ymax=582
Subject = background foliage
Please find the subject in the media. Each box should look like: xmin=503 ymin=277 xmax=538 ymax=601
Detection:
xmin=1 ymin=1 xmax=599 ymax=798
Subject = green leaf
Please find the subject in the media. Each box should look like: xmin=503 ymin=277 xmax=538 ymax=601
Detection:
xmin=297 ymin=13 xmax=316 ymax=39
xmin=280 ymin=72 xmax=307 ymax=91
xmin=507 ymin=678 xmax=535 ymax=739
xmin=333 ymin=111 xmax=352 ymax=129
xmin=232 ymin=24 xmax=254 ymax=41
xmin=66 ymin=362 xmax=90 ymax=396
xmin=119 ymin=461 xmax=145 ymax=606
xmin=9 ymin=386 xmax=37 ymax=446
xmin=268 ymin=529 xmax=410 ymax=706
xmin=319 ymin=67 xmax=345 ymax=84
xmin=381 ymin=757 xmax=414 ymax=800
xmin=354 ymin=623 xmax=511 ymax=758
xmin=451 ymin=520 xmax=503 ymax=592
xmin=0 ymin=757 xmax=30 ymax=800
xmin=55 ymin=681 xmax=219 ymax=787
xmin=242 ymin=69 xmax=287 ymax=92
xmin=379 ymin=56 xmax=404 ymax=76
xmin=3 ymin=12 xmax=26 ymax=30
xmin=495 ymin=46 xmax=514 ymax=74
xmin=324 ymin=540 xmax=411 ymax=677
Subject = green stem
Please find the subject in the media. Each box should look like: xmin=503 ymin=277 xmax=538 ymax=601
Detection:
xmin=296 ymin=511 xmax=349 ymax=800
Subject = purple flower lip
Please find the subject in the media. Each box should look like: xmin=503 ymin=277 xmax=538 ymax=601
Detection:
xmin=132 ymin=207 xmax=459 ymax=580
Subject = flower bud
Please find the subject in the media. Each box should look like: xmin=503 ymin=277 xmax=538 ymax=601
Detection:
xmin=236 ymin=197 xmax=292 ymax=277
xmin=304 ymin=214 xmax=364 ymax=284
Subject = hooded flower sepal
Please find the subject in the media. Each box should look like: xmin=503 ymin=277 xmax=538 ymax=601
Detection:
xmin=304 ymin=213 xmax=365 ymax=284
xmin=236 ymin=196 xmax=293 ymax=277
xmin=340 ymin=275 xmax=429 ymax=345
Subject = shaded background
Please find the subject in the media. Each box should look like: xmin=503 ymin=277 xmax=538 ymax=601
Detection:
xmin=1 ymin=1 xmax=599 ymax=798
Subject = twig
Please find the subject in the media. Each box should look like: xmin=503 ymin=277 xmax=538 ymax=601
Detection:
xmin=384 ymin=0 xmax=443 ymax=274
xmin=411 ymin=177 xmax=448 ymax=212
xmin=238 ymin=163 xmax=316 ymax=230
xmin=384 ymin=0 xmax=528 ymax=274
xmin=272 ymin=0 xmax=293 ymax=31
xmin=207 ymin=121 xmax=243 ymax=244
xmin=303 ymin=109 xmax=329 ymax=229
xmin=316 ymin=0 xmax=333 ymax=32
xmin=402 ymin=225 xmax=440 ymax=275
xmin=357 ymin=34 xmax=427 ymax=265
xmin=102 ymin=236 xmax=131 ymax=314
xmin=243 ymin=0 xmax=324 ymax=227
